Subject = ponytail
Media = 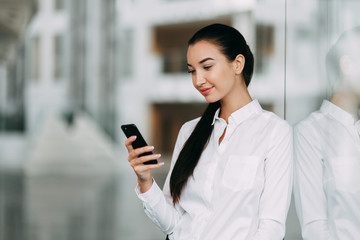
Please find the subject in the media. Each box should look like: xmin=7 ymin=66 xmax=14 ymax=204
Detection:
xmin=170 ymin=101 xmax=220 ymax=205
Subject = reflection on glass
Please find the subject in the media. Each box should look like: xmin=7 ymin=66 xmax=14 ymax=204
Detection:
xmin=294 ymin=26 xmax=360 ymax=239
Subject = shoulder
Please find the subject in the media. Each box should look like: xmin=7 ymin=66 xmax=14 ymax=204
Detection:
xmin=178 ymin=117 xmax=200 ymax=137
xmin=260 ymin=109 xmax=292 ymax=134
xmin=253 ymin=110 xmax=293 ymax=154
xmin=173 ymin=117 xmax=201 ymax=150
xmin=294 ymin=110 xmax=323 ymax=134
xmin=293 ymin=111 xmax=325 ymax=156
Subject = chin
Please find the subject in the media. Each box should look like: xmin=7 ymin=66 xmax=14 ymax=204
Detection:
xmin=204 ymin=96 xmax=220 ymax=103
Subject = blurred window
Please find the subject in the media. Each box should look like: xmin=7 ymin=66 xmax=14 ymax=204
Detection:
xmin=54 ymin=34 xmax=64 ymax=80
xmin=153 ymin=18 xmax=232 ymax=74
xmin=154 ymin=24 xmax=191 ymax=74
xmin=30 ymin=36 xmax=40 ymax=81
xmin=55 ymin=0 xmax=65 ymax=11
xmin=151 ymin=103 xmax=207 ymax=156
xmin=255 ymin=24 xmax=275 ymax=74
xmin=163 ymin=47 xmax=188 ymax=73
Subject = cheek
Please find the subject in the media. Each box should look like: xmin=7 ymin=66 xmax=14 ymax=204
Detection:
xmin=219 ymin=70 xmax=237 ymax=88
xmin=209 ymin=68 xmax=226 ymax=83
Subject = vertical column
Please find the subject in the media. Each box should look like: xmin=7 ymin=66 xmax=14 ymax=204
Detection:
xmin=131 ymin=23 xmax=153 ymax=139
xmin=69 ymin=0 xmax=87 ymax=112
xmin=0 ymin=62 xmax=7 ymax=123
xmin=99 ymin=0 xmax=117 ymax=140
xmin=232 ymin=12 xmax=254 ymax=47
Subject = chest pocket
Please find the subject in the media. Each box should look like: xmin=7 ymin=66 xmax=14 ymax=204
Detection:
xmin=330 ymin=157 xmax=360 ymax=193
xmin=222 ymin=155 xmax=260 ymax=191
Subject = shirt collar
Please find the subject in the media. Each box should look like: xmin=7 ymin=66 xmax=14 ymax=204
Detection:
xmin=320 ymin=100 xmax=356 ymax=125
xmin=211 ymin=99 xmax=262 ymax=126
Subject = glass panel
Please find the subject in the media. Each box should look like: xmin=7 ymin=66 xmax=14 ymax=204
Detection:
xmin=288 ymin=0 xmax=360 ymax=239
xmin=252 ymin=0 xmax=286 ymax=118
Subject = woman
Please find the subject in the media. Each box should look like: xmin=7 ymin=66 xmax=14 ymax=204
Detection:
xmin=125 ymin=24 xmax=292 ymax=240
xmin=294 ymin=26 xmax=360 ymax=240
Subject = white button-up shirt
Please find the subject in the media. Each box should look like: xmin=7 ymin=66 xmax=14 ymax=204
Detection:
xmin=136 ymin=100 xmax=293 ymax=240
xmin=294 ymin=100 xmax=360 ymax=240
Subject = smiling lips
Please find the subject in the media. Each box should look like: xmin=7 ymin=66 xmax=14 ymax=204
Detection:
xmin=199 ymin=87 xmax=213 ymax=96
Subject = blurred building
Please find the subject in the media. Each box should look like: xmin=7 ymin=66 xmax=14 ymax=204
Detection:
xmin=1 ymin=1 xmax=120 ymax=240
xmin=23 ymin=0 xmax=353 ymax=154
xmin=24 ymin=0 xmax=117 ymax=140
xmin=0 ymin=1 xmax=38 ymax=240
xmin=0 ymin=0 xmax=38 ymax=131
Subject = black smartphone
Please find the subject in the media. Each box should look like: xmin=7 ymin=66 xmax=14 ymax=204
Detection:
xmin=121 ymin=124 xmax=158 ymax=165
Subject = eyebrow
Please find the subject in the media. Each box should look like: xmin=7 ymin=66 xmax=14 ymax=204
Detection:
xmin=187 ymin=57 xmax=214 ymax=67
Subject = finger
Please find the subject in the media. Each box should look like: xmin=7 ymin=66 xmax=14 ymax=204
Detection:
xmin=130 ymin=153 xmax=161 ymax=167
xmin=124 ymin=136 xmax=136 ymax=152
xmin=129 ymin=145 xmax=154 ymax=160
xmin=134 ymin=162 xmax=165 ymax=173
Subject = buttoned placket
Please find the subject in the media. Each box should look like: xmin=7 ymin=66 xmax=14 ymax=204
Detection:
xmin=204 ymin=116 xmax=238 ymax=201
xmin=197 ymin=118 xmax=231 ymax=240
xmin=197 ymin=106 xmax=257 ymax=239
xmin=203 ymin=118 xmax=227 ymax=203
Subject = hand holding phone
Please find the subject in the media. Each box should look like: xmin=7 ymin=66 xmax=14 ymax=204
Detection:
xmin=121 ymin=124 xmax=158 ymax=165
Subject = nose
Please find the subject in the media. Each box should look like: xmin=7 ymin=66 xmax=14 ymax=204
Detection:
xmin=193 ymin=70 xmax=206 ymax=87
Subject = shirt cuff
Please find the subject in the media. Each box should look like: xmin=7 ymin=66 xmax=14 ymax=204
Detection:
xmin=134 ymin=179 xmax=163 ymax=208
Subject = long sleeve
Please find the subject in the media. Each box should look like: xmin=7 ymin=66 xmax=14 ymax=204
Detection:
xmin=135 ymin=122 xmax=191 ymax=234
xmin=293 ymin=123 xmax=335 ymax=240
xmin=251 ymin=121 xmax=293 ymax=240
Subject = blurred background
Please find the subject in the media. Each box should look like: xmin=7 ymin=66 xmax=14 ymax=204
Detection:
xmin=0 ymin=0 xmax=359 ymax=239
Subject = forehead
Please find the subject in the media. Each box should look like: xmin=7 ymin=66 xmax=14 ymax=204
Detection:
xmin=187 ymin=40 xmax=225 ymax=63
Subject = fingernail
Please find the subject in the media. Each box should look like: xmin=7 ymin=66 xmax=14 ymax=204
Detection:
xmin=132 ymin=135 xmax=137 ymax=140
xmin=147 ymin=146 xmax=154 ymax=150
xmin=159 ymin=162 xmax=164 ymax=166
xmin=155 ymin=154 xmax=161 ymax=158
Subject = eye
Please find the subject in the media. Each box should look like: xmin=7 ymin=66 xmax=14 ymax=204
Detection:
xmin=204 ymin=65 xmax=212 ymax=70
xmin=187 ymin=69 xmax=195 ymax=74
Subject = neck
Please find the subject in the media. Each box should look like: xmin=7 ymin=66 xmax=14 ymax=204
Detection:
xmin=330 ymin=91 xmax=360 ymax=120
xmin=219 ymin=87 xmax=252 ymax=123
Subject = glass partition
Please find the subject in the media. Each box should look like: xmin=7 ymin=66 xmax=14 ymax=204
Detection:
xmin=287 ymin=0 xmax=360 ymax=239
xmin=287 ymin=0 xmax=360 ymax=124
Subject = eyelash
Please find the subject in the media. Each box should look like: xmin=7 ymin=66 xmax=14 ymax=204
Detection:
xmin=187 ymin=66 xmax=212 ymax=74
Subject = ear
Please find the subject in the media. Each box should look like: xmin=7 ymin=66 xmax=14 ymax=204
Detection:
xmin=233 ymin=54 xmax=245 ymax=75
